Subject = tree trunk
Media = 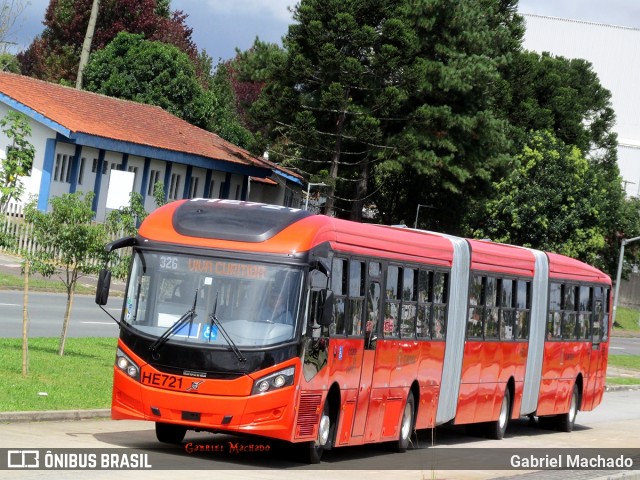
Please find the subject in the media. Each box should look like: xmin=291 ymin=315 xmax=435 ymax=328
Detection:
xmin=58 ymin=286 xmax=75 ymax=356
xmin=324 ymin=87 xmax=350 ymax=217
xmin=350 ymin=156 xmax=370 ymax=222
xmin=22 ymin=260 xmax=29 ymax=377
xmin=76 ymin=0 xmax=100 ymax=89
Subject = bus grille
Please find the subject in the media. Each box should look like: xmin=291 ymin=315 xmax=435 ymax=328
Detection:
xmin=296 ymin=394 xmax=322 ymax=438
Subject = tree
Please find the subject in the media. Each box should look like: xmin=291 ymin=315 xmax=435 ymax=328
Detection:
xmin=24 ymin=192 xmax=108 ymax=355
xmin=208 ymin=62 xmax=255 ymax=150
xmin=82 ymin=32 xmax=212 ymax=128
xmin=501 ymin=51 xmax=617 ymax=161
xmin=0 ymin=0 xmax=29 ymax=49
xmin=254 ymin=0 xmax=402 ymax=218
xmin=104 ymin=191 xmax=147 ymax=279
xmin=254 ymin=0 xmax=523 ymax=225
xmin=17 ymin=0 xmax=203 ymax=85
xmin=477 ymin=131 xmax=622 ymax=271
xmin=0 ymin=52 xmax=20 ymax=73
xmin=371 ymin=0 xmax=522 ymax=231
xmin=222 ymin=39 xmax=287 ymax=153
xmin=0 ymin=110 xmax=35 ymax=214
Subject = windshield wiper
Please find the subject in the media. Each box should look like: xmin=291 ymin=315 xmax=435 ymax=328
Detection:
xmin=208 ymin=292 xmax=246 ymax=363
xmin=149 ymin=289 xmax=198 ymax=354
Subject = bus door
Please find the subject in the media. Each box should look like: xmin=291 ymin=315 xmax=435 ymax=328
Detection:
xmin=351 ymin=265 xmax=382 ymax=438
xmin=584 ymin=286 xmax=608 ymax=410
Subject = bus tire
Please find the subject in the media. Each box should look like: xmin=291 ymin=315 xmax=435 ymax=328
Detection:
xmin=396 ymin=391 xmax=415 ymax=452
xmin=558 ymin=384 xmax=579 ymax=433
xmin=487 ymin=388 xmax=510 ymax=440
xmin=155 ymin=422 xmax=187 ymax=444
xmin=304 ymin=400 xmax=332 ymax=464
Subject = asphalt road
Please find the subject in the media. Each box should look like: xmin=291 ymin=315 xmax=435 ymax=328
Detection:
xmin=0 ymin=290 xmax=121 ymax=338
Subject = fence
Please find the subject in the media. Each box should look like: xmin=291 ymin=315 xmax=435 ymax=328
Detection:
xmin=0 ymin=204 xmax=38 ymax=256
xmin=0 ymin=205 xmax=125 ymax=266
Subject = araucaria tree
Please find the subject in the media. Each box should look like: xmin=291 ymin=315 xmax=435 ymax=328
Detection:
xmin=24 ymin=192 xmax=108 ymax=356
xmin=0 ymin=111 xmax=35 ymax=214
xmin=255 ymin=0 xmax=524 ymax=227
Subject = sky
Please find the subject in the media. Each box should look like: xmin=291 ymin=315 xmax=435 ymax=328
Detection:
xmin=5 ymin=0 xmax=640 ymax=63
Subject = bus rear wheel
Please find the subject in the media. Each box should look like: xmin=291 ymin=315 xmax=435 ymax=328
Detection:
xmin=396 ymin=392 xmax=415 ymax=452
xmin=487 ymin=388 xmax=510 ymax=440
xmin=155 ymin=422 xmax=187 ymax=444
xmin=558 ymin=384 xmax=579 ymax=432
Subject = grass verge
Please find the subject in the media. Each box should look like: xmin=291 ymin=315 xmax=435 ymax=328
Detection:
xmin=0 ymin=272 xmax=96 ymax=295
xmin=0 ymin=337 xmax=116 ymax=411
xmin=616 ymin=306 xmax=640 ymax=331
xmin=606 ymin=354 xmax=640 ymax=386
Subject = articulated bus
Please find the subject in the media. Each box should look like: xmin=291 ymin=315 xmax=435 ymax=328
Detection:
xmin=96 ymin=199 xmax=611 ymax=463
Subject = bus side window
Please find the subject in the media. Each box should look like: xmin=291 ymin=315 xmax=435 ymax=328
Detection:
xmin=500 ymin=279 xmax=515 ymax=341
xmin=562 ymin=285 xmax=578 ymax=340
xmin=366 ymin=281 xmax=381 ymax=349
xmin=577 ymin=285 xmax=592 ymax=340
xmin=400 ymin=268 xmax=417 ymax=338
xmin=515 ymin=280 xmax=530 ymax=340
xmin=467 ymin=275 xmax=484 ymax=339
xmin=417 ymin=270 xmax=431 ymax=339
xmin=484 ymin=277 xmax=499 ymax=340
xmin=331 ymin=258 xmax=347 ymax=336
xmin=547 ymin=283 xmax=562 ymax=340
xmin=432 ymin=271 xmax=448 ymax=339
xmin=348 ymin=260 xmax=365 ymax=336
xmin=384 ymin=266 xmax=401 ymax=337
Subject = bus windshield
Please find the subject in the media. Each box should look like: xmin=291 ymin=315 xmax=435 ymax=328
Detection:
xmin=123 ymin=250 xmax=304 ymax=348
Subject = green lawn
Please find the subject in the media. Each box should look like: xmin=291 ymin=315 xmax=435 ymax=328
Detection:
xmin=0 ymin=337 xmax=116 ymax=411
xmin=0 ymin=272 xmax=97 ymax=295
xmin=615 ymin=306 xmax=640 ymax=331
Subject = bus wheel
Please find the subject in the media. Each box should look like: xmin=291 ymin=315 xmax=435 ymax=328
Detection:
xmin=304 ymin=401 xmax=332 ymax=464
xmin=396 ymin=392 xmax=415 ymax=452
xmin=155 ymin=422 xmax=187 ymax=444
xmin=558 ymin=384 xmax=579 ymax=432
xmin=487 ymin=388 xmax=510 ymax=440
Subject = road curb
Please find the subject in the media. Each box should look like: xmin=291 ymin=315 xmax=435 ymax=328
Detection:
xmin=0 ymin=409 xmax=111 ymax=423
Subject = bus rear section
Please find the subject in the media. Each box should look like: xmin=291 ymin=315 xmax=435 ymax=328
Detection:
xmin=536 ymin=253 xmax=611 ymax=431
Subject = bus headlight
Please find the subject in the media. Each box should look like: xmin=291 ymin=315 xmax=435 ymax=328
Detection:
xmin=251 ymin=367 xmax=295 ymax=395
xmin=115 ymin=348 xmax=140 ymax=381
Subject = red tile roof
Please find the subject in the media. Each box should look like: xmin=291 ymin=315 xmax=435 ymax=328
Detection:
xmin=0 ymin=72 xmax=270 ymax=171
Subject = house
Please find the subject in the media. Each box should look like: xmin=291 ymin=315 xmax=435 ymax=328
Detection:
xmin=523 ymin=14 xmax=640 ymax=198
xmin=0 ymin=72 xmax=304 ymax=220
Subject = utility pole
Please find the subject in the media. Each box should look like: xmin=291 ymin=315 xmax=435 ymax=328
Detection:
xmin=612 ymin=235 xmax=640 ymax=326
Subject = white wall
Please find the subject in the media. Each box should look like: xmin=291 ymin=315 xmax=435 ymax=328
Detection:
xmin=523 ymin=14 xmax=640 ymax=196
xmin=0 ymin=105 xmax=55 ymax=208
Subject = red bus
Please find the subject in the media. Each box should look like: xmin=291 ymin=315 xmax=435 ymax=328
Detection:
xmin=96 ymin=199 xmax=612 ymax=462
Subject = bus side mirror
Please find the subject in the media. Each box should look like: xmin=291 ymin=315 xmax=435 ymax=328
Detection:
xmin=96 ymin=269 xmax=111 ymax=306
xmin=318 ymin=290 xmax=334 ymax=327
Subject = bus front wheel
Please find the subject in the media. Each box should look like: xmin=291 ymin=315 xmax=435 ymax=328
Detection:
xmin=304 ymin=401 xmax=332 ymax=464
xmin=155 ymin=422 xmax=187 ymax=444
